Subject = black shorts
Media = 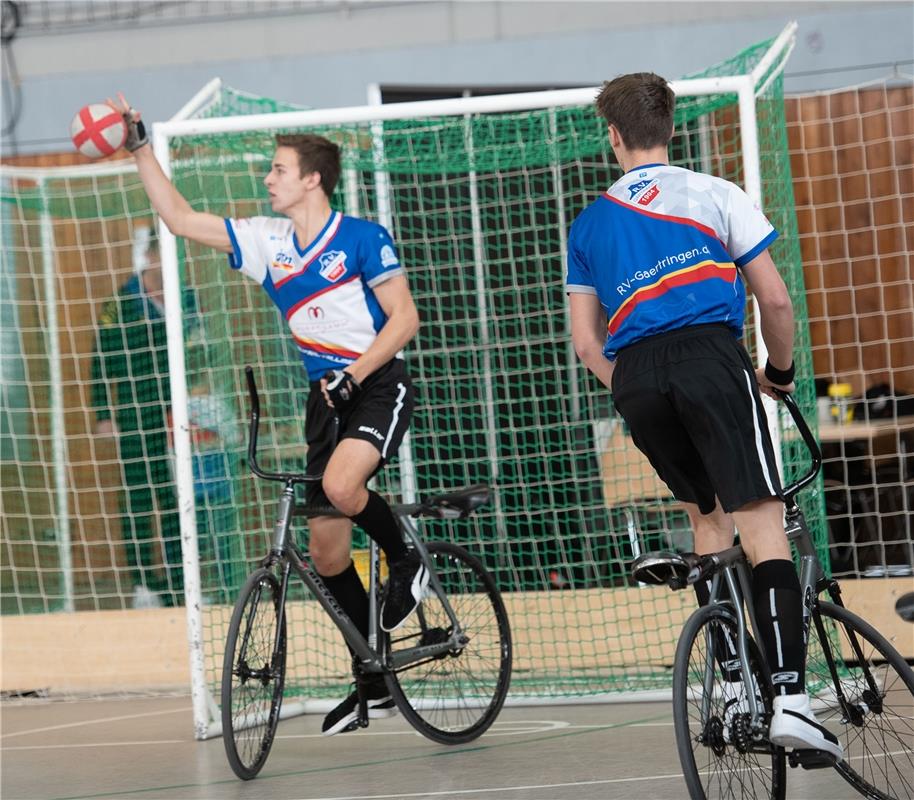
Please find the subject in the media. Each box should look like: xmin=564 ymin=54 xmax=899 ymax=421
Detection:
xmin=304 ymin=358 xmax=415 ymax=510
xmin=610 ymin=324 xmax=783 ymax=515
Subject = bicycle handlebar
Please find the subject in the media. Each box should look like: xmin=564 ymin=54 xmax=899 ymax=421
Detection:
xmin=244 ymin=365 xmax=324 ymax=484
xmin=774 ymin=389 xmax=822 ymax=503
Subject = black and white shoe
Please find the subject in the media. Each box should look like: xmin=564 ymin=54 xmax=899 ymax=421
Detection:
xmin=769 ymin=694 xmax=843 ymax=759
xmin=381 ymin=552 xmax=429 ymax=632
xmin=321 ymin=681 xmax=396 ymax=737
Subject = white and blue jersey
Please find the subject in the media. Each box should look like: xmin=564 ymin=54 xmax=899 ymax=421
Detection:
xmin=224 ymin=211 xmax=405 ymax=380
xmin=566 ymin=163 xmax=778 ymax=360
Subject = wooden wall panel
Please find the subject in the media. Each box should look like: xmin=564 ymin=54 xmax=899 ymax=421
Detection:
xmin=787 ymin=86 xmax=914 ymax=396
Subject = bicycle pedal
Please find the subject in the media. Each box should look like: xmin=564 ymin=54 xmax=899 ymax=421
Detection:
xmin=787 ymin=748 xmax=840 ymax=770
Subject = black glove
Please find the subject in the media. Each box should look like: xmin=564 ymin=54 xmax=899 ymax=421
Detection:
xmin=323 ymin=370 xmax=361 ymax=411
xmin=122 ymin=107 xmax=148 ymax=152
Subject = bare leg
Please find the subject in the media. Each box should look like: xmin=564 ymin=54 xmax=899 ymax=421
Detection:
xmin=731 ymin=498 xmax=790 ymax=565
xmin=681 ymin=498 xmax=735 ymax=555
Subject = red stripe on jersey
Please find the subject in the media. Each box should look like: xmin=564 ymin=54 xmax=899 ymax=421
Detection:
xmin=292 ymin=336 xmax=362 ymax=360
xmin=603 ymin=193 xmax=723 ymax=245
xmin=285 ymin=273 xmax=360 ymax=320
xmin=607 ymin=260 xmax=737 ymax=335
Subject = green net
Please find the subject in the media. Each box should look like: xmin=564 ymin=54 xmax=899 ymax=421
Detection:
xmin=1 ymin=37 xmax=826 ymax=714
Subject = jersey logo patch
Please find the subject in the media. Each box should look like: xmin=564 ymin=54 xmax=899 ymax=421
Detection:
xmin=271 ymin=251 xmax=296 ymax=272
xmin=638 ymin=185 xmax=660 ymax=205
xmin=627 ymin=179 xmax=652 ymax=199
xmin=380 ymin=244 xmax=399 ymax=268
xmin=318 ymin=250 xmax=348 ymax=282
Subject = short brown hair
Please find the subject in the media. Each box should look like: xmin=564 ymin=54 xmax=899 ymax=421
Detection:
xmin=275 ymin=133 xmax=341 ymax=197
xmin=595 ymin=73 xmax=675 ymax=151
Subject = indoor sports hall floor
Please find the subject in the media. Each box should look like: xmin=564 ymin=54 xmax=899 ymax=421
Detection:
xmin=3 ymin=695 xmax=873 ymax=799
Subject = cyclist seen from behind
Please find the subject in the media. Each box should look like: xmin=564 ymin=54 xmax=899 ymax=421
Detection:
xmin=566 ymin=73 xmax=842 ymax=759
xmin=114 ymin=94 xmax=428 ymax=737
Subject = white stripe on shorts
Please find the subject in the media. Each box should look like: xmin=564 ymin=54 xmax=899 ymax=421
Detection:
xmin=742 ymin=369 xmax=776 ymax=496
xmin=382 ymin=382 xmax=407 ymax=458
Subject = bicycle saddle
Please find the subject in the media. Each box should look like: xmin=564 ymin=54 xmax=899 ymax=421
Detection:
xmin=419 ymin=484 xmax=490 ymax=518
xmin=631 ymin=551 xmax=703 ymax=589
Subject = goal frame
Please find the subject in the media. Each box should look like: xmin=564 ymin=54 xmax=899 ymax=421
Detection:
xmin=148 ymin=24 xmax=797 ymax=738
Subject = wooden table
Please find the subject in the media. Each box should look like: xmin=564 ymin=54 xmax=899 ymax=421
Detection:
xmin=817 ymin=415 xmax=914 ymax=444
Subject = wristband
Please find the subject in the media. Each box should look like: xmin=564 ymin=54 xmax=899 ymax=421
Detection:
xmin=124 ymin=113 xmax=148 ymax=152
xmin=764 ymin=359 xmax=795 ymax=385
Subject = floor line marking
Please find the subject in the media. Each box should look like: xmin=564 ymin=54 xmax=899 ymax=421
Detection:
xmin=1 ymin=706 xmax=191 ymax=740
xmin=46 ymin=713 xmax=672 ymax=800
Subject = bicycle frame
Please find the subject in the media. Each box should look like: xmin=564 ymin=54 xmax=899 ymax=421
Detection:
xmin=242 ymin=366 xmax=470 ymax=683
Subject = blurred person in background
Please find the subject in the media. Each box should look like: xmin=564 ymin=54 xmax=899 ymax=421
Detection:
xmin=91 ymin=229 xmax=186 ymax=608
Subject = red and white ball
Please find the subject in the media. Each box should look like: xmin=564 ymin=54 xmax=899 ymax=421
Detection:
xmin=70 ymin=103 xmax=127 ymax=159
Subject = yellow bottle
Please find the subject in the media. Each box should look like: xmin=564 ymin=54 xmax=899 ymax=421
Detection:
xmin=827 ymin=383 xmax=854 ymax=425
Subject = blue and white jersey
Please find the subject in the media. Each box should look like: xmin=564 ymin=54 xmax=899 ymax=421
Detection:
xmin=224 ymin=212 xmax=405 ymax=380
xmin=566 ymin=163 xmax=778 ymax=360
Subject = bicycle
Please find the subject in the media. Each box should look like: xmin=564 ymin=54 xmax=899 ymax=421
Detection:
xmin=632 ymin=391 xmax=914 ymax=800
xmin=221 ymin=366 xmax=513 ymax=780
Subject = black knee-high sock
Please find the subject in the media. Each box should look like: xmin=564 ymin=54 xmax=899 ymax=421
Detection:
xmin=319 ymin=561 xmax=369 ymax=642
xmin=752 ymin=559 xmax=805 ymax=696
xmin=693 ymin=579 xmax=742 ymax=682
xmin=350 ymin=490 xmax=407 ymax=564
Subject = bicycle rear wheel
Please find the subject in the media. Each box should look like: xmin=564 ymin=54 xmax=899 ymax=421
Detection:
xmin=807 ymin=600 xmax=914 ymax=800
xmin=384 ymin=542 xmax=512 ymax=744
xmin=673 ymin=604 xmax=786 ymax=800
xmin=221 ymin=568 xmax=287 ymax=780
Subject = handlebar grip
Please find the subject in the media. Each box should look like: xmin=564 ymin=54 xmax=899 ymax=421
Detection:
xmin=245 ymin=365 xmax=260 ymax=417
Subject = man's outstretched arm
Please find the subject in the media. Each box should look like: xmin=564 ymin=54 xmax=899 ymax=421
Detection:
xmin=114 ymin=93 xmax=232 ymax=254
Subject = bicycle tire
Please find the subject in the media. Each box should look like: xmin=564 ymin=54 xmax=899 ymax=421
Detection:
xmin=673 ymin=604 xmax=786 ymax=800
xmin=221 ymin=568 xmax=287 ymax=780
xmin=807 ymin=600 xmax=914 ymax=800
xmin=384 ymin=542 xmax=512 ymax=744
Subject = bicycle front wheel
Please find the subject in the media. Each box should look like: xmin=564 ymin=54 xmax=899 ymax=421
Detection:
xmin=221 ymin=568 xmax=287 ymax=780
xmin=807 ymin=600 xmax=914 ymax=800
xmin=385 ymin=542 xmax=512 ymax=744
xmin=673 ymin=604 xmax=786 ymax=800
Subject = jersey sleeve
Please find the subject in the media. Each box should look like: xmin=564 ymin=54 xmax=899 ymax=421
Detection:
xmin=361 ymin=224 xmax=405 ymax=288
xmin=566 ymin=224 xmax=597 ymax=294
xmin=224 ymin=217 xmax=270 ymax=284
xmin=725 ymin=185 xmax=779 ymax=267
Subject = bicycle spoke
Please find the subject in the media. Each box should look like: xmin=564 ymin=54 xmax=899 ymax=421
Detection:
xmin=675 ymin=606 xmax=784 ymax=799
xmin=807 ymin=601 xmax=914 ymax=800
xmin=222 ymin=569 xmax=286 ymax=780
xmin=386 ymin=543 xmax=511 ymax=743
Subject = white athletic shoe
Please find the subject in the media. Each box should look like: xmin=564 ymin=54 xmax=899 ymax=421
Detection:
xmin=769 ymin=693 xmax=843 ymax=759
xmin=131 ymin=585 xmax=163 ymax=609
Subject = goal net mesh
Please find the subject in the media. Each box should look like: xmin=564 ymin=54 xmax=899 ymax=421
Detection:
xmin=1 ymin=40 xmax=828 ymax=710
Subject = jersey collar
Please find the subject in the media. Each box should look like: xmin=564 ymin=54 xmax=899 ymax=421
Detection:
xmin=292 ymin=210 xmax=340 ymax=257
xmin=625 ymin=162 xmax=666 ymax=174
